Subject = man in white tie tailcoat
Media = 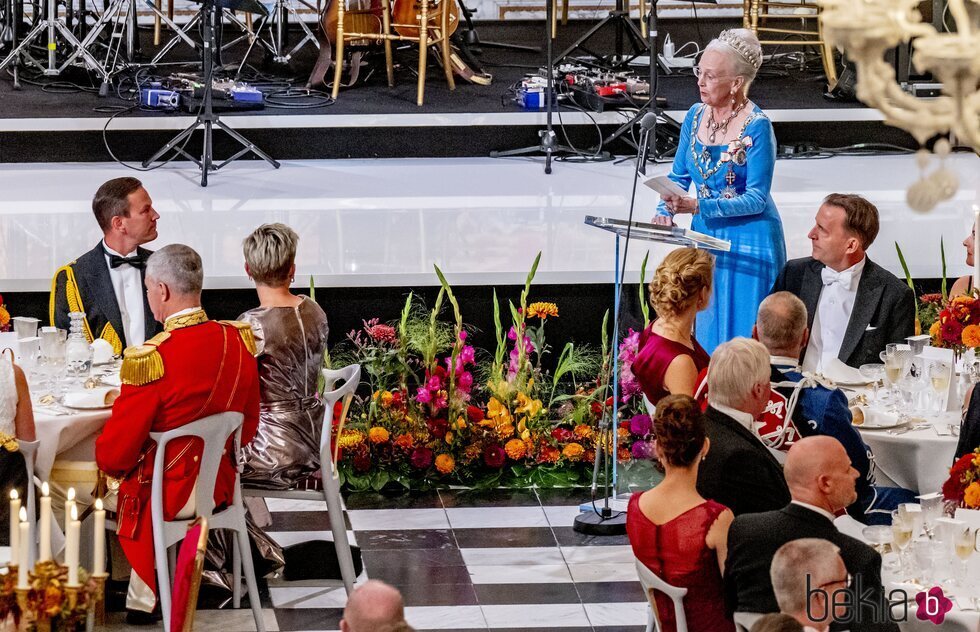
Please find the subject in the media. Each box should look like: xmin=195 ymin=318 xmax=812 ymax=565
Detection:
xmin=769 ymin=193 xmax=915 ymax=370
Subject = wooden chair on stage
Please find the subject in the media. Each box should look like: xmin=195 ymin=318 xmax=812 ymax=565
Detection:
xmin=742 ymin=0 xmax=838 ymax=90
xmin=332 ymin=0 xmax=456 ymax=105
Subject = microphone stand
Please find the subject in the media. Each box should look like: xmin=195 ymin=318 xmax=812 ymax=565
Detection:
xmin=573 ymin=112 xmax=655 ymax=536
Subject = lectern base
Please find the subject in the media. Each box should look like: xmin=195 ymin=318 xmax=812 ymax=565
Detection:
xmin=573 ymin=509 xmax=627 ymax=536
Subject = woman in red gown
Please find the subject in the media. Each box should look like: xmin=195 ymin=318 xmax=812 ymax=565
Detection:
xmin=632 ymin=248 xmax=713 ymax=405
xmin=627 ymin=394 xmax=735 ymax=632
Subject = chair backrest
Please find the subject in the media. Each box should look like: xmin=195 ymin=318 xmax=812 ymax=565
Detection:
xmin=17 ymin=439 xmax=39 ymax=565
xmin=319 ymin=364 xmax=361 ymax=464
xmin=734 ymin=612 xmax=763 ymax=632
xmin=171 ymin=517 xmax=209 ymax=632
xmin=149 ymin=412 xmax=244 ymax=524
xmin=635 ymin=558 xmax=688 ymax=632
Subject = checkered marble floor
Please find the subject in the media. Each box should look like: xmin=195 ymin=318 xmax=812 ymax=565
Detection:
xmin=104 ymin=489 xmax=647 ymax=631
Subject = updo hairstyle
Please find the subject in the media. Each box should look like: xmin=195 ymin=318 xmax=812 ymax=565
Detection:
xmin=648 ymin=248 xmax=714 ymax=319
xmin=653 ymin=394 xmax=706 ymax=468
xmin=705 ymin=28 xmax=763 ymax=94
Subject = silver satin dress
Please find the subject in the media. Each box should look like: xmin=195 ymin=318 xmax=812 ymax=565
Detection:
xmin=239 ymin=295 xmax=329 ymax=488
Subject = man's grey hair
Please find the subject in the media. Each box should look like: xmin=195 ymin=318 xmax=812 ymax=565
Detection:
xmin=757 ymin=292 xmax=808 ymax=353
xmin=771 ymin=538 xmax=843 ymax=616
xmin=242 ymin=223 xmax=299 ymax=286
xmin=146 ymin=244 xmax=203 ymax=295
xmin=707 ymin=337 xmax=771 ymax=408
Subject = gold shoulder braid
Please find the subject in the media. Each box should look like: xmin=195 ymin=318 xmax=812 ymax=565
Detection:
xmin=219 ymin=320 xmax=257 ymax=355
xmin=100 ymin=322 xmax=123 ymax=356
xmin=49 ymin=263 xmax=94 ymax=343
xmin=119 ymin=332 xmax=171 ymax=386
xmin=164 ymin=308 xmax=209 ymax=332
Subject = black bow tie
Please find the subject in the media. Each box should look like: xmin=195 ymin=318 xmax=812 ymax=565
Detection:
xmin=107 ymin=252 xmax=146 ymax=269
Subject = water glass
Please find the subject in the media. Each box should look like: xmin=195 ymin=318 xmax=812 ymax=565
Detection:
xmin=12 ymin=316 xmax=40 ymax=339
xmin=913 ymin=538 xmax=946 ymax=585
xmin=918 ymin=494 xmax=944 ymax=538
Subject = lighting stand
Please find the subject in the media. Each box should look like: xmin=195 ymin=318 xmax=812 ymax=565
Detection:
xmin=488 ymin=0 xmax=580 ymax=175
xmin=141 ymin=0 xmax=280 ymax=187
xmin=0 ymin=0 xmax=24 ymax=87
xmin=0 ymin=0 xmax=111 ymax=84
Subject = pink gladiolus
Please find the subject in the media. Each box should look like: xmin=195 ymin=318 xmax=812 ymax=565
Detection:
xmin=416 ymin=388 xmax=432 ymax=404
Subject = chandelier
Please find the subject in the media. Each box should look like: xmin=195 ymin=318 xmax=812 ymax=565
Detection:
xmin=816 ymin=0 xmax=980 ymax=211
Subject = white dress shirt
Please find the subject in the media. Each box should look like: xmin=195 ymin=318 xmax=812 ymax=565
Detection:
xmin=102 ymin=240 xmax=146 ymax=348
xmin=710 ymin=402 xmax=759 ymax=438
xmin=802 ymin=257 xmax=866 ymax=373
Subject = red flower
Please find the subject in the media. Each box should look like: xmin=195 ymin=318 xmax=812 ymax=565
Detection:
xmin=466 ymin=405 xmax=485 ymax=423
xmin=426 ymin=417 xmax=449 ymax=440
xmin=551 ymin=427 xmax=574 ymax=442
xmin=353 ymin=451 xmax=372 ymax=473
xmin=942 ymin=453 xmax=976 ymax=502
xmin=410 ymin=447 xmax=434 ymax=470
xmin=332 ymin=401 xmax=345 ymax=427
xmin=590 ymin=401 xmax=603 ymax=416
xmin=941 ymin=318 xmax=964 ymax=344
xmin=483 ymin=444 xmax=506 ymax=468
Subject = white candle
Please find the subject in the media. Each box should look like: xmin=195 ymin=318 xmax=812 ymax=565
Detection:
xmin=17 ymin=507 xmax=28 ymax=589
xmin=9 ymin=490 xmax=19 ymax=568
xmin=93 ymin=499 xmax=105 ymax=576
xmin=66 ymin=505 xmax=79 ymax=586
xmin=38 ymin=482 xmax=51 ymax=562
xmin=973 ymin=208 xmax=980 ymax=291
xmin=65 ymin=487 xmax=75 ymax=530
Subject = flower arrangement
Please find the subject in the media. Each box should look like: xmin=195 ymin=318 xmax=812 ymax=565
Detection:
xmin=942 ymin=448 xmax=980 ymax=508
xmin=928 ymin=294 xmax=980 ymax=355
xmin=327 ymin=252 xmax=668 ymax=491
xmin=0 ymin=560 xmax=101 ymax=632
xmin=0 ymin=294 xmax=10 ymax=332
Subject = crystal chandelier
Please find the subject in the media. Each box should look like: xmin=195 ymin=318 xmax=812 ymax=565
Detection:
xmin=816 ymin=0 xmax=980 ymax=211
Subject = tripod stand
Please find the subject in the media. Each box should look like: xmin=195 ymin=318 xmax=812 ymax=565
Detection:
xmin=141 ymin=0 xmax=280 ymax=187
xmin=488 ymin=0 xmax=578 ymax=175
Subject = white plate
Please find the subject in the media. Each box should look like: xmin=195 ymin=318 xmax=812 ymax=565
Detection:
xmin=834 ymin=378 xmax=874 ymax=388
xmin=854 ymin=417 xmax=905 ymax=430
xmin=62 ymin=401 xmax=113 ymax=410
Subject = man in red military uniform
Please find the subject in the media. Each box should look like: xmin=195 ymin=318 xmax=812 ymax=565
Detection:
xmin=96 ymin=244 xmax=259 ymax=622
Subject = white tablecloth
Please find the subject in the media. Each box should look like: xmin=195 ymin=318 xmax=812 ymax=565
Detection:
xmin=857 ymin=413 xmax=960 ymax=495
xmin=33 ymin=408 xmax=110 ymax=482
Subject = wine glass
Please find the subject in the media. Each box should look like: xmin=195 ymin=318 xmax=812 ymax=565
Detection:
xmin=953 ymin=526 xmax=978 ymax=585
xmin=860 ymin=363 xmax=885 ymax=402
xmin=881 ymin=352 xmax=906 ymax=409
xmin=863 ymin=525 xmax=893 ymax=556
xmin=891 ymin=510 xmax=914 ymax=577
xmin=928 ymin=362 xmax=951 ymax=413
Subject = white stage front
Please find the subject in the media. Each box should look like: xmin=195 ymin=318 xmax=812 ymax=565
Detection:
xmin=0 ymin=153 xmax=977 ymax=291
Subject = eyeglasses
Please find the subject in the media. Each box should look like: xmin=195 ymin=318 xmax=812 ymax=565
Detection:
xmin=817 ymin=573 xmax=853 ymax=590
xmin=693 ymin=66 xmax=730 ymax=83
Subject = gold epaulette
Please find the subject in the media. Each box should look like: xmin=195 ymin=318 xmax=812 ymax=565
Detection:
xmin=119 ymin=332 xmax=171 ymax=386
xmin=219 ymin=320 xmax=257 ymax=355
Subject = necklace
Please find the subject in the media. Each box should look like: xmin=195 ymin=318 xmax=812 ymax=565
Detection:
xmin=706 ymin=99 xmax=747 ymax=144
xmin=690 ymin=104 xmax=757 ymax=199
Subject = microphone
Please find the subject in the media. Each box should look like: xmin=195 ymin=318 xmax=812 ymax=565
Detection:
xmin=640 ymin=112 xmax=658 ymax=130
xmin=637 ymin=112 xmax=657 ymax=175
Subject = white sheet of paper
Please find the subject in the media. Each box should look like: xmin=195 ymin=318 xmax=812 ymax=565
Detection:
xmin=644 ymin=176 xmax=689 ymax=199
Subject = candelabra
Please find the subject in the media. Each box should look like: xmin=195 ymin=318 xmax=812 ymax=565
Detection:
xmin=816 ymin=0 xmax=980 ymax=211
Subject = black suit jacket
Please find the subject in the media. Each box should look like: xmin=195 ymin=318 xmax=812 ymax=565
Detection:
xmin=696 ymin=406 xmax=791 ymax=516
xmin=725 ymin=503 xmax=899 ymax=632
xmin=50 ymin=242 xmax=159 ymax=349
xmin=770 ymin=257 xmax=915 ymax=368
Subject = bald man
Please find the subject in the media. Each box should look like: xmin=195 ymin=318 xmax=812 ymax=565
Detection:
xmin=341 ymin=581 xmax=414 ymax=632
xmin=723 ymin=437 xmax=898 ymax=632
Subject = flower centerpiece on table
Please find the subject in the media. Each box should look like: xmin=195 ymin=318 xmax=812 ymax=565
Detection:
xmin=928 ymin=294 xmax=980 ymax=356
xmin=942 ymin=448 xmax=980 ymax=509
xmin=0 ymin=294 xmax=10 ymax=332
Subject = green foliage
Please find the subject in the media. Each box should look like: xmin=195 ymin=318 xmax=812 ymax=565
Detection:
xmin=639 ymin=251 xmax=650 ymax=327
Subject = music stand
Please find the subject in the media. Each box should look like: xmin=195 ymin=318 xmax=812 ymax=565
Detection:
xmin=574 ymin=216 xmax=729 ymax=535
xmin=141 ymin=0 xmax=279 ymax=187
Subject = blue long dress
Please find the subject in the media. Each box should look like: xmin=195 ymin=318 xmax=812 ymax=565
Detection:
xmin=656 ymin=102 xmax=786 ymax=354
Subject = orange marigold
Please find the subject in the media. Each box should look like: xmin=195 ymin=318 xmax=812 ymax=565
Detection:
xmin=435 ymin=454 xmax=455 ymax=475
xmin=393 ymin=433 xmax=415 ymax=449
xmin=368 ymin=427 xmax=390 ymax=444
xmin=965 ymin=481 xmax=980 ymax=509
xmin=526 ymin=302 xmax=559 ymax=319
xmin=462 ymin=443 xmax=483 ymax=463
xmin=337 ymin=429 xmax=365 ymax=449
xmin=496 ymin=423 xmax=515 ymax=439
xmin=617 ymin=427 xmax=630 ymax=441
xmin=562 ymin=443 xmax=585 ymax=461
xmin=573 ymin=424 xmax=593 ymax=439
xmin=0 ymin=306 xmax=9 ymax=329
xmin=505 ymin=438 xmax=527 ymax=460
xmin=964 ymin=324 xmax=980 ymax=348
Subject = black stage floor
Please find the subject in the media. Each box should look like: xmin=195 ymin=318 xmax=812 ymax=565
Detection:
xmin=0 ymin=17 xmax=913 ymax=161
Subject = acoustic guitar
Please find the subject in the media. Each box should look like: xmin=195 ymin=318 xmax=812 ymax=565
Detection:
xmin=390 ymin=0 xmax=459 ymax=39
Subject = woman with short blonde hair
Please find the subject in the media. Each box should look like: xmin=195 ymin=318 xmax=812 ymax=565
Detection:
xmin=632 ymin=248 xmax=715 ymax=404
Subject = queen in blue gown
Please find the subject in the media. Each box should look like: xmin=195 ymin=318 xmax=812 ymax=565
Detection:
xmin=656 ymin=29 xmax=786 ymax=354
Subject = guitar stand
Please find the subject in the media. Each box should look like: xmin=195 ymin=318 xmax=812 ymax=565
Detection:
xmin=141 ymin=0 xmax=279 ymax=187
xmin=454 ymin=0 xmax=539 ymax=54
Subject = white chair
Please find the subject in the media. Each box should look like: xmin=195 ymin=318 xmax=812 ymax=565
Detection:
xmin=242 ymin=364 xmax=361 ymax=595
xmin=635 ymin=558 xmax=688 ymax=632
xmin=733 ymin=612 xmax=763 ymax=631
xmin=19 ymin=439 xmax=39 ymax=566
xmin=150 ymin=412 xmax=265 ymax=632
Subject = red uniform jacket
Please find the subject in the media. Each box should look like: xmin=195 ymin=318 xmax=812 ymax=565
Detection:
xmin=95 ymin=315 xmax=259 ymax=596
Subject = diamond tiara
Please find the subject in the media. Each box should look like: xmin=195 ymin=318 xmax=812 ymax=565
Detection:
xmin=719 ymin=31 xmax=763 ymax=70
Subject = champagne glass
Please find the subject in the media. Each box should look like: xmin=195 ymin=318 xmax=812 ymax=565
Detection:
xmin=860 ymin=363 xmax=885 ymax=402
xmin=891 ymin=510 xmax=914 ymax=577
xmin=928 ymin=362 xmax=951 ymax=413
xmin=863 ymin=525 xmax=893 ymax=556
xmin=953 ymin=526 xmax=978 ymax=584
xmin=881 ymin=352 xmax=905 ymax=409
